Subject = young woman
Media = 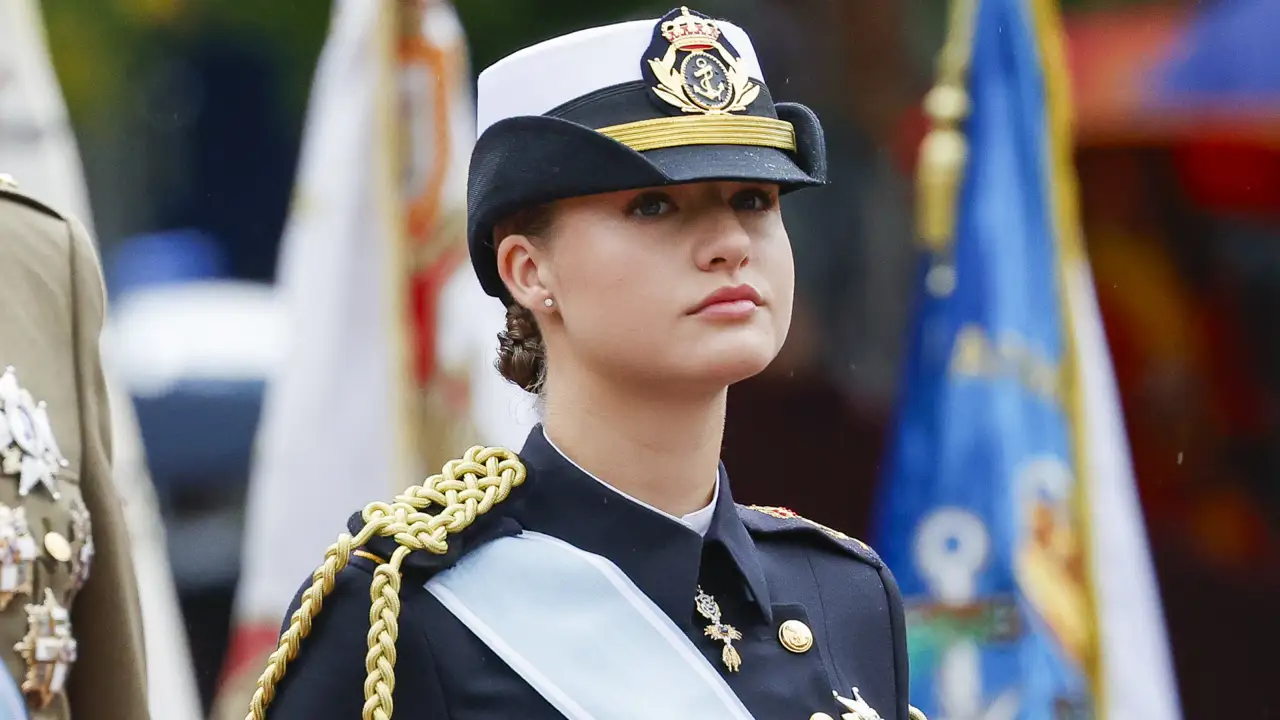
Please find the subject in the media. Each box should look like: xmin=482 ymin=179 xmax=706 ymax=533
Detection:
xmin=249 ymin=7 xmax=917 ymax=720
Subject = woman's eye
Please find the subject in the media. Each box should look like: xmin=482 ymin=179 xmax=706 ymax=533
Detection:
xmin=732 ymin=189 xmax=775 ymax=212
xmin=629 ymin=193 xmax=674 ymax=218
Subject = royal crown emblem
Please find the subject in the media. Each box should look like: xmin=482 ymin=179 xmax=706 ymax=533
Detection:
xmin=644 ymin=6 xmax=760 ymax=114
xmin=660 ymin=8 xmax=722 ymax=49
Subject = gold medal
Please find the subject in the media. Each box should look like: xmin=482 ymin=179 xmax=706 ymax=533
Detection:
xmin=0 ymin=368 xmax=67 ymax=499
xmin=694 ymin=585 xmax=742 ymax=672
xmin=0 ymin=505 xmax=37 ymax=610
xmin=14 ymin=589 xmax=77 ymax=709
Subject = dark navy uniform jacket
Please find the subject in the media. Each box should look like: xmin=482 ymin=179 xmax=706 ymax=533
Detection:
xmin=265 ymin=427 xmax=911 ymax=719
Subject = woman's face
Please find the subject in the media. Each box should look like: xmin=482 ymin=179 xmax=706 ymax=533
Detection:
xmin=498 ymin=180 xmax=795 ymax=393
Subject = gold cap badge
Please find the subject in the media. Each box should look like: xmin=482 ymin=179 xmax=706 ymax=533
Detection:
xmin=597 ymin=6 xmax=795 ymax=153
xmin=644 ymin=6 xmax=760 ymax=115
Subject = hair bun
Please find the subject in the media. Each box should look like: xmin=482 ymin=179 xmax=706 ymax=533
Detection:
xmin=496 ymin=304 xmax=545 ymax=393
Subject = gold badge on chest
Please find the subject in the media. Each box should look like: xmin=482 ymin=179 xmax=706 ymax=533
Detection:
xmin=14 ymin=589 xmax=77 ymax=709
xmin=0 ymin=368 xmax=67 ymax=499
xmin=694 ymin=585 xmax=743 ymax=672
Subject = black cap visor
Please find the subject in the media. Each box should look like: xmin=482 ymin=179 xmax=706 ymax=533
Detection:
xmin=466 ymin=101 xmax=827 ymax=302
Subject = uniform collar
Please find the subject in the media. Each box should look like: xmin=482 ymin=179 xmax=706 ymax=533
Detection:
xmin=514 ymin=426 xmax=772 ymax=626
xmin=541 ymin=430 xmax=720 ymax=535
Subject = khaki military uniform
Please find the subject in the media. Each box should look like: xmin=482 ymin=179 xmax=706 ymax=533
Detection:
xmin=0 ymin=175 xmax=148 ymax=719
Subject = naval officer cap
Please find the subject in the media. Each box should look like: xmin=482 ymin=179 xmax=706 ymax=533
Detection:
xmin=468 ymin=5 xmax=829 ymax=301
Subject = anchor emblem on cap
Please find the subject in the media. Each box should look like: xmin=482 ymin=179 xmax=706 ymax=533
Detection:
xmin=646 ymin=6 xmax=760 ymax=114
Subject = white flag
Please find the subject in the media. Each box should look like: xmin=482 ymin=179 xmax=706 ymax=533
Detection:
xmin=1067 ymin=264 xmax=1182 ymax=720
xmin=0 ymin=0 xmax=93 ymax=229
xmin=214 ymin=2 xmax=533 ymax=714
xmin=0 ymin=3 xmax=204 ymax=719
xmin=1032 ymin=0 xmax=1183 ymax=713
xmin=231 ymin=0 xmax=405 ymax=634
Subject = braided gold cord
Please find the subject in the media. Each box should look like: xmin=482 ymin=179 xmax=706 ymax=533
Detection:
xmin=245 ymin=446 xmax=526 ymax=720
xmin=364 ymin=544 xmax=409 ymax=720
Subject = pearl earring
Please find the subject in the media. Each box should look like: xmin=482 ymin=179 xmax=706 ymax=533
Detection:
xmin=543 ymin=297 xmax=555 ymax=308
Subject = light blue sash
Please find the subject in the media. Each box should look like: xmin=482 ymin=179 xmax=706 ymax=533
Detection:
xmin=425 ymin=531 xmax=755 ymax=720
xmin=0 ymin=671 xmax=27 ymax=719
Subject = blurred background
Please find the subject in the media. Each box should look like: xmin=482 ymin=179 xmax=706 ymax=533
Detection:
xmin=6 ymin=0 xmax=1278 ymax=717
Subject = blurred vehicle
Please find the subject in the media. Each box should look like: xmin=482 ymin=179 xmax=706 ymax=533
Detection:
xmin=103 ymin=232 xmax=285 ymax=710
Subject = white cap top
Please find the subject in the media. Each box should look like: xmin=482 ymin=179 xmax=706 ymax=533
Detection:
xmin=475 ymin=15 xmax=764 ymax=137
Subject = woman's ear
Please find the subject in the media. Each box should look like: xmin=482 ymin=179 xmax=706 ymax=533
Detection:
xmin=495 ymin=233 xmax=549 ymax=310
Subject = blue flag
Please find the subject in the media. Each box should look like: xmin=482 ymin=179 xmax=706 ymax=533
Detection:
xmin=876 ymin=0 xmax=1100 ymax=716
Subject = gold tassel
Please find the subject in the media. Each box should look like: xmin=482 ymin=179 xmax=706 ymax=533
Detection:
xmin=721 ymin=643 xmax=742 ymax=673
xmin=915 ymin=0 xmax=980 ymax=298
xmin=917 ymin=83 xmax=970 ymax=255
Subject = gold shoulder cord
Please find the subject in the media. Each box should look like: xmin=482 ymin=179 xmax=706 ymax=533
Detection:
xmin=244 ymin=446 xmax=526 ymax=720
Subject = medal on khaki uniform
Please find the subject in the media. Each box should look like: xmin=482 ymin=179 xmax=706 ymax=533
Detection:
xmin=69 ymin=499 xmax=93 ymax=591
xmin=0 ymin=367 xmax=83 ymax=710
xmin=0 ymin=367 xmax=68 ymax=499
xmin=14 ymin=589 xmax=77 ymax=709
xmin=0 ymin=506 xmax=38 ymax=609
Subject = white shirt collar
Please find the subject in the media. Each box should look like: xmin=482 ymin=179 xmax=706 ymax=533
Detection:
xmin=542 ymin=433 xmax=720 ymax=537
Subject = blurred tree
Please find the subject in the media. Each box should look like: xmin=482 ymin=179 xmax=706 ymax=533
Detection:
xmin=41 ymin=1 xmax=155 ymax=123
xmin=42 ymin=0 xmax=328 ymax=142
xmin=41 ymin=0 xmax=330 ymax=259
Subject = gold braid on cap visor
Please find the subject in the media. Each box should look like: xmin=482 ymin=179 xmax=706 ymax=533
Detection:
xmin=595 ymin=114 xmax=797 ymax=153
